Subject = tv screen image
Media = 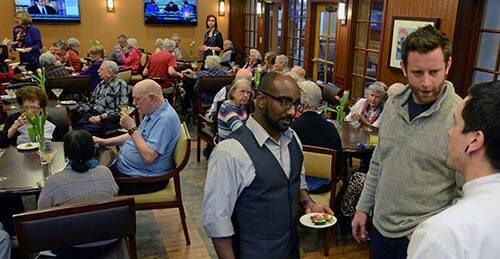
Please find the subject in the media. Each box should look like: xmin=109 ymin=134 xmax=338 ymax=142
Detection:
xmin=144 ymin=0 xmax=198 ymax=26
xmin=14 ymin=0 xmax=81 ymax=24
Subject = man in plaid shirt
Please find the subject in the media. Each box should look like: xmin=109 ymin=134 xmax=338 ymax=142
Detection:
xmin=72 ymin=60 xmax=129 ymax=136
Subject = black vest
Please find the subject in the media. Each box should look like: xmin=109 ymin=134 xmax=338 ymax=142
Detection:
xmin=229 ymin=125 xmax=303 ymax=259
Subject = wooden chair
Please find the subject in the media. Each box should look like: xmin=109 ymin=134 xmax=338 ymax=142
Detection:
xmin=115 ymin=122 xmax=192 ymax=245
xmin=46 ymin=75 xmax=92 ymax=100
xmin=322 ymin=82 xmax=344 ymax=106
xmin=196 ymin=100 xmax=223 ymax=161
xmin=117 ymin=69 xmax=132 ymax=85
xmin=193 ymin=75 xmax=234 ymax=120
xmin=13 ymin=197 xmax=137 ymax=259
xmin=303 ymin=145 xmax=346 ymax=256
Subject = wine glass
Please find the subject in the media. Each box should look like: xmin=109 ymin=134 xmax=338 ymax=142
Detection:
xmin=0 ymin=176 xmax=7 ymax=191
xmin=230 ymin=61 xmax=238 ymax=73
xmin=51 ymin=88 xmax=63 ymax=107
xmin=4 ymin=89 xmax=17 ymax=109
xmin=38 ymin=148 xmax=57 ymax=165
xmin=191 ymin=61 xmax=198 ymax=72
xmin=120 ymin=105 xmax=135 ymax=116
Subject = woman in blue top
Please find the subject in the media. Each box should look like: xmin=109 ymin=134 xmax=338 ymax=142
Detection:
xmin=217 ymin=78 xmax=252 ymax=142
xmin=80 ymin=45 xmax=105 ymax=90
xmin=12 ymin=11 xmax=42 ymax=71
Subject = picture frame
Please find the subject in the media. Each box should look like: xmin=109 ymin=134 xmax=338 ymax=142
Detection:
xmin=388 ymin=16 xmax=440 ymax=70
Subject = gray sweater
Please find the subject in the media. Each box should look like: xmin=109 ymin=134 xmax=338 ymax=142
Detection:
xmin=356 ymin=81 xmax=464 ymax=238
xmin=37 ymin=165 xmax=119 ymax=209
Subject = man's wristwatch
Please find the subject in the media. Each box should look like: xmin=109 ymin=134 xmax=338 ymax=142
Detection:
xmin=127 ymin=127 xmax=138 ymax=135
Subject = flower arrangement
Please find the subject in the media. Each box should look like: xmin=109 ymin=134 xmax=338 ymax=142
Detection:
xmin=335 ymin=91 xmax=349 ymax=129
xmin=31 ymin=69 xmax=46 ymax=92
xmin=255 ymin=65 xmax=263 ymax=89
xmin=188 ymin=41 xmax=196 ymax=60
xmin=24 ymin=108 xmax=48 ymax=152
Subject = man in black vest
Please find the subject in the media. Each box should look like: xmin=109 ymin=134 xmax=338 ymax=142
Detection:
xmin=202 ymin=72 xmax=333 ymax=258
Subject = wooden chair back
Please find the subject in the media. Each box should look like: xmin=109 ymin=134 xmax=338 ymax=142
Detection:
xmin=46 ymin=75 xmax=92 ymax=99
xmin=13 ymin=197 xmax=137 ymax=259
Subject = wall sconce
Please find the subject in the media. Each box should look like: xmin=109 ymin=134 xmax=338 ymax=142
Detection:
xmin=219 ymin=0 xmax=225 ymax=16
xmin=256 ymin=2 xmax=263 ymax=16
xmin=106 ymin=0 xmax=114 ymax=12
xmin=338 ymin=0 xmax=347 ymax=25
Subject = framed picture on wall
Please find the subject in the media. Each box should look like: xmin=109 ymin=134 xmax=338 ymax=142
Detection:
xmin=388 ymin=17 xmax=440 ymax=70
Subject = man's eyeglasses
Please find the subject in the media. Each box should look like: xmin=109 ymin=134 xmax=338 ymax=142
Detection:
xmin=259 ymin=91 xmax=302 ymax=110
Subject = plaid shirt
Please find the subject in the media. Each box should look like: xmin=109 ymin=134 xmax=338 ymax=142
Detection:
xmin=77 ymin=76 xmax=129 ymax=119
xmin=44 ymin=64 xmax=70 ymax=78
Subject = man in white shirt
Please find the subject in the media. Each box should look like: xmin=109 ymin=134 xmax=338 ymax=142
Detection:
xmin=407 ymin=80 xmax=500 ymax=258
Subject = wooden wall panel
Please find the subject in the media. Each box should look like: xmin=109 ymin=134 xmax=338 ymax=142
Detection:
xmin=0 ymin=0 xmax=227 ymax=60
xmin=334 ymin=0 xmax=353 ymax=87
xmin=378 ymin=0 xmax=459 ymax=86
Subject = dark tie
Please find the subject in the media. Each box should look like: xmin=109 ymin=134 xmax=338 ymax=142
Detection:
xmin=42 ymin=7 xmax=46 ymax=14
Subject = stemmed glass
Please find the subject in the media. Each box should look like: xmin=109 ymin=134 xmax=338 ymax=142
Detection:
xmin=38 ymin=148 xmax=56 ymax=165
xmin=4 ymin=89 xmax=17 ymax=109
xmin=0 ymin=176 xmax=7 ymax=191
xmin=191 ymin=61 xmax=198 ymax=72
xmin=230 ymin=61 xmax=238 ymax=73
xmin=51 ymin=88 xmax=64 ymax=107
xmin=120 ymin=105 xmax=135 ymax=116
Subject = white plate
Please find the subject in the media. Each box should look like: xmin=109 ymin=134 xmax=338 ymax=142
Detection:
xmin=1 ymin=95 xmax=16 ymax=100
xmin=299 ymin=213 xmax=337 ymax=229
xmin=60 ymin=100 xmax=76 ymax=105
xmin=17 ymin=142 xmax=39 ymax=151
xmin=15 ymin=48 xmax=25 ymax=53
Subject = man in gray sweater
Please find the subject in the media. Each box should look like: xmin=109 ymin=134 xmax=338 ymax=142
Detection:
xmin=351 ymin=25 xmax=463 ymax=259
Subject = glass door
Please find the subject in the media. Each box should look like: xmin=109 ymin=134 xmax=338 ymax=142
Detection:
xmin=312 ymin=4 xmax=337 ymax=86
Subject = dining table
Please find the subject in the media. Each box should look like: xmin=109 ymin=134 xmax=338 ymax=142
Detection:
xmin=0 ymin=142 xmax=116 ymax=196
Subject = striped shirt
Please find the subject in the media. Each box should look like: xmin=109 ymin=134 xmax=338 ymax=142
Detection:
xmin=44 ymin=63 xmax=70 ymax=78
xmin=217 ymin=100 xmax=247 ymax=141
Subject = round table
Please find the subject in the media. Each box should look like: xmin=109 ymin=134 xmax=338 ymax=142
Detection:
xmin=0 ymin=142 xmax=116 ymax=196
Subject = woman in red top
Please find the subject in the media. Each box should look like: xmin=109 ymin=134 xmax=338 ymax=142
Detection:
xmin=120 ymin=38 xmax=142 ymax=74
xmin=67 ymin=37 xmax=82 ymax=72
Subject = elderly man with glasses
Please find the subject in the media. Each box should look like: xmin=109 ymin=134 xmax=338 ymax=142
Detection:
xmin=202 ymin=72 xmax=332 ymax=259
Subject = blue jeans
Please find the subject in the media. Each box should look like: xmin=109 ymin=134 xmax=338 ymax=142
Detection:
xmin=370 ymin=226 xmax=409 ymax=259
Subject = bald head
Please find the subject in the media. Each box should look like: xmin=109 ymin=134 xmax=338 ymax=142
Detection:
xmin=291 ymin=66 xmax=305 ymax=78
xmin=134 ymin=79 xmax=163 ymax=97
xmin=259 ymin=71 xmax=298 ymax=94
xmin=236 ymin=68 xmax=252 ymax=81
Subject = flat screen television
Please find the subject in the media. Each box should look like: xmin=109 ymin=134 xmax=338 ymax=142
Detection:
xmin=144 ymin=0 xmax=198 ymax=26
xmin=14 ymin=0 xmax=81 ymax=24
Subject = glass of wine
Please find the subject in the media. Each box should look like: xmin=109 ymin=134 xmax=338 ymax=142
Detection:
xmin=0 ymin=176 xmax=7 ymax=191
xmin=4 ymin=89 xmax=17 ymax=109
xmin=51 ymin=88 xmax=64 ymax=107
xmin=191 ymin=61 xmax=198 ymax=72
xmin=120 ymin=105 xmax=135 ymax=116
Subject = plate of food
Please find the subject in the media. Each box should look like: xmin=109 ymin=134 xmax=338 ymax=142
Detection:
xmin=60 ymin=100 xmax=77 ymax=105
xmin=299 ymin=213 xmax=337 ymax=229
xmin=17 ymin=142 xmax=39 ymax=151
xmin=15 ymin=48 xmax=26 ymax=53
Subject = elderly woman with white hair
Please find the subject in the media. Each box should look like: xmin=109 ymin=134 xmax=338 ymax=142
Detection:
xmin=242 ymin=48 xmax=263 ymax=73
xmin=194 ymin=55 xmax=228 ymax=104
xmin=39 ymin=52 xmax=69 ymax=78
xmin=346 ymin=81 xmax=388 ymax=128
xmin=291 ymin=80 xmax=344 ymax=193
xmin=67 ymin=37 xmax=83 ymax=72
xmin=275 ymin=54 xmax=290 ymax=73
xmin=120 ymin=38 xmax=142 ymax=74
xmin=216 ymin=78 xmax=252 ymax=141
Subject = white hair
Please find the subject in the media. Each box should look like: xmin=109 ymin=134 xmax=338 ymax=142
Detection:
xmin=298 ymin=80 xmax=322 ymax=109
xmin=39 ymin=52 xmax=57 ymax=67
xmin=154 ymin=38 xmax=164 ymax=49
xmin=275 ymin=55 xmax=289 ymax=66
xmin=368 ymin=81 xmax=388 ymax=101
xmin=101 ymin=60 xmax=119 ymax=74
xmin=127 ymin=38 xmax=139 ymax=48
xmin=67 ymin=37 xmax=80 ymax=48
xmin=162 ymin=38 xmax=176 ymax=52
xmin=204 ymin=55 xmax=222 ymax=70
xmin=249 ymin=48 xmax=262 ymax=60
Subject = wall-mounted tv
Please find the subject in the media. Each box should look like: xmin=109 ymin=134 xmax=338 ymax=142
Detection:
xmin=144 ymin=0 xmax=197 ymax=26
xmin=14 ymin=0 xmax=81 ymax=24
